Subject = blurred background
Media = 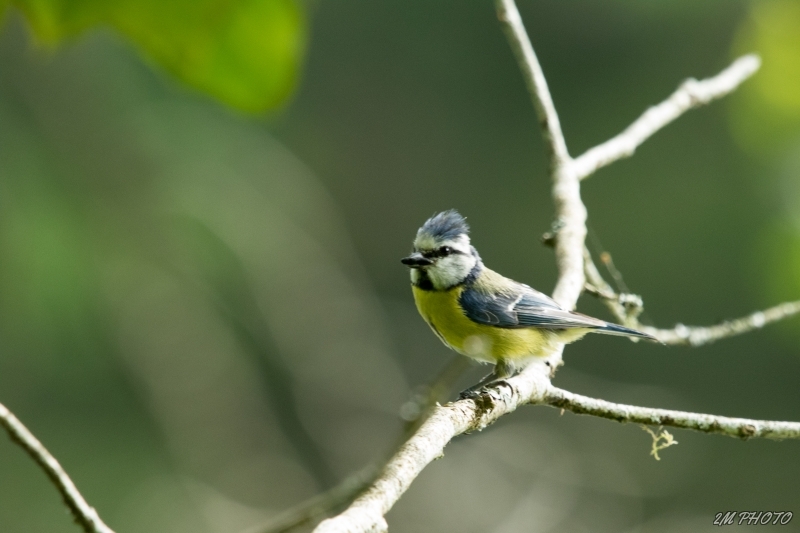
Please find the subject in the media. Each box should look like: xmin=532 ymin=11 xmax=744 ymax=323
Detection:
xmin=0 ymin=0 xmax=799 ymax=532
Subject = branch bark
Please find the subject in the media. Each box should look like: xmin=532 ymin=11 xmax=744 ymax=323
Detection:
xmin=572 ymin=54 xmax=761 ymax=181
xmin=544 ymin=387 xmax=800 ymax=440
xmin=0 ymin=402 xmax=115 ymax=533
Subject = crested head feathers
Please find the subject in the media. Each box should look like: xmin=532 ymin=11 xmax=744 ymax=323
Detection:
xmin=418 ymin=210 xmax=469 ymax=242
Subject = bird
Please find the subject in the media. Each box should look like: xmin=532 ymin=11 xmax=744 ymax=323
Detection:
xmin=401 ymin=210 xmax=657 ymax=389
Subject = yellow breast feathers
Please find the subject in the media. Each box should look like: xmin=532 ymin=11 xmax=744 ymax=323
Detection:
xmin=411 ymin=285 xmax=553 ymax=363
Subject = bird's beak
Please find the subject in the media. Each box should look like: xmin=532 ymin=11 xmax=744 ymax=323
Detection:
xmin=401 ymin=252 xmax=433 ymax=268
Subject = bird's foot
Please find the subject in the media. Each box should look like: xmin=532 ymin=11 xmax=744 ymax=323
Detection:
xmin=458 ymin=386 xmax=484 ymax=400
xmin=458 ymin=361 xmax=517 ymax=400
xmin=458 ymin=378 xmax=512 ymax=400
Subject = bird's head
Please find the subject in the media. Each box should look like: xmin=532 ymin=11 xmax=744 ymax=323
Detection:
xmin=401 ymin=210 xmax=480 ymax=290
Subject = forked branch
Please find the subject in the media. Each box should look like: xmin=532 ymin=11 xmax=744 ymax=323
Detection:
xmin=584 ymin=247 xmax=800 ymax=346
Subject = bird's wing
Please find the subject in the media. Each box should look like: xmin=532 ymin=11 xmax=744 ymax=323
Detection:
xmin=460 ymin=283 xmax=607 ymax=330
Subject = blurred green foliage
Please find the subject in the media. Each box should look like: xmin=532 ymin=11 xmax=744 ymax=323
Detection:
xmin=756 ymin=224 xmax=800 ymax=304
xmin=731 ymin=0 xmax=800 ymax=156
xmin=729 ymin=0 xmax=800 ymax=327
xmin=4 ymin=0 xmax=306 ymax=111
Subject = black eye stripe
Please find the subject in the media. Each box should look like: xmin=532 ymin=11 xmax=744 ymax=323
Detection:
xmin=421 ymin=246 xmax=463 ymax=259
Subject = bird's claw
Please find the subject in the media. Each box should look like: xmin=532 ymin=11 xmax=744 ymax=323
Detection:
xmin=458 ymin=387 xmax=484 ymax=400
xmin=458 ymin=379 xmax=511 ymax=400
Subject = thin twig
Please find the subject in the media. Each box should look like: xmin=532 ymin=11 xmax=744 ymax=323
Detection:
xmin=0 ymin=402 xmax=115 ymax=533
xmin=584 ymin=247 xmax=800 ymax=346
xmin=584 ymin=246 xmax=630 ymax=322
xmin=572 ymin=55 xmax=761 ymax=181
xmin=545 ymin=387 xmax=800 ymax=440
xmin=640 ymin=302 xmax=800 ymax=346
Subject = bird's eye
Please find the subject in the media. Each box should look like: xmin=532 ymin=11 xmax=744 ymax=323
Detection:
xmin=440 ymin=246 xmax=452 ymax=256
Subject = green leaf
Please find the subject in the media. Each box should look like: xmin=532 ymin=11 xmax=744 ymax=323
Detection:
xmin=12 ymin=0 xmax=306 ymax=112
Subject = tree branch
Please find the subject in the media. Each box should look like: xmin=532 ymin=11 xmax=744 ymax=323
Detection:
xmin=0 ymin=402 xmax=115 ymax=533
xmin=572 ymin=54 xmax=761 ymax=181
xmin=314 ymin=361 xmax=800 ymax=533
xmin=638 ymin=301 xmax=800 ymax=346
xmin=584 ymin=247 xmax=800 ymax=346
xmin=544 ymin=387 xmax=800 ymax=440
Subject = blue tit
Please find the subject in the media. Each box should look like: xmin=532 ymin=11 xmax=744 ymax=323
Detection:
xmin=401 ymin=210 xmax=656 ymax=384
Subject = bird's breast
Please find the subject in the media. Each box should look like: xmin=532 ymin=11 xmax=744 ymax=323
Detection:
xmin=411 ymin=285 xmax=552 ymax=362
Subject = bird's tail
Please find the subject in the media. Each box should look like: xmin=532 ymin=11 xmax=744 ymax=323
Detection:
xmin=594 ymin=322 xmax=659 ymax=342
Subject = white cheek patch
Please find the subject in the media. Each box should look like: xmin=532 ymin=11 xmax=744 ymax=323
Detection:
xmin=427 ymin=254 xmax=477 ymax=289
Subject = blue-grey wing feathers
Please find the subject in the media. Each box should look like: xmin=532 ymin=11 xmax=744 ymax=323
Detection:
xmin=459 ymin=277 xmax=656 ymax=341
